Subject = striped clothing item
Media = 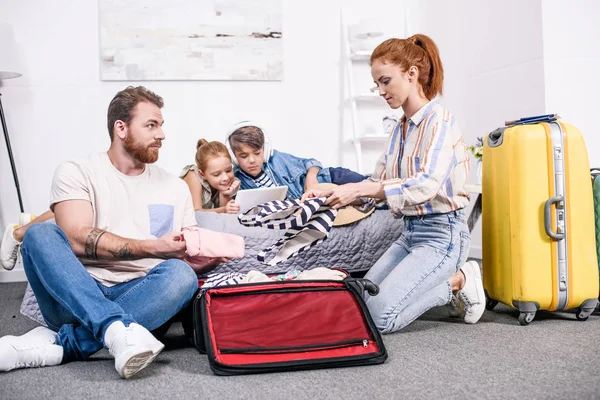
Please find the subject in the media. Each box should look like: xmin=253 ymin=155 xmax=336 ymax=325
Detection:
xmin=253 ymin=171 xmax=276 ymax=188
xmin=239 ymin=198 xmax=337 ymax=266
xmin=201 ymin=272 xmax=246 ymax=289
xmin=369 ymin=100 xmax=470 ymax=217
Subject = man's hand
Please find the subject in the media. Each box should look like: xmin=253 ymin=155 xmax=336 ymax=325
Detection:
xmin=225 ymin=200 xmax=241 ymax=214
xmin=150 ymin=232 xmax=188 ymax=259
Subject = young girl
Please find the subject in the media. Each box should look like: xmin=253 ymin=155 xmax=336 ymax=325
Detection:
xmin=180 ymin=139 xmax=240 ymax=214
xmin=303 ymin=34 xmax=485 ymax=333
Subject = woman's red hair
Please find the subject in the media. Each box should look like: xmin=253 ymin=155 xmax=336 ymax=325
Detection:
xmin=370 ymin=34 xmax=444 ymax=100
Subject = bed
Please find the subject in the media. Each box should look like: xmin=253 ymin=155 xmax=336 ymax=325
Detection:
xmin=196 ymin=210 xmax=403 ymax=274
xmin=20 ymin=210 xmax=404 ymax=325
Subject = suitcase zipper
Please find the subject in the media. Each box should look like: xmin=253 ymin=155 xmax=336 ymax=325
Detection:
xmin=218 ymin=339 xmax=370 ymax=355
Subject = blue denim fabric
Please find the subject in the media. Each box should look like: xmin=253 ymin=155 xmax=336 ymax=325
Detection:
xmin=21 ymin=223 xmax=198 ymax=362
xmin=328 ymin=167 xmax=370 ymax=185
xmin=235 ymin=149 xmax=331 ymax=200
xmin=364 ymin=209 xmax=470 ymax=334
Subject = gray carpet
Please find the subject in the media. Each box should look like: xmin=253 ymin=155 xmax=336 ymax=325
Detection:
xmin=1 ymin=281 xmax=600 ymax=400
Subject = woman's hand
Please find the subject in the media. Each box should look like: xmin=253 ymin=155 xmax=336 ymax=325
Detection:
xmin=224 ymin=199 xmax=241 ymax=214
xmin=301 ymin=181 xmax=383 ymax=209
xmin=301 ymin=184 xmax=360 ymax=209
xmin=301 ymin=188 xmax=334 ymax=203
xmin=221 ymin=180 xmax=240 ymax=197
xmin=321 ymin=183 xmax=363 ymax=209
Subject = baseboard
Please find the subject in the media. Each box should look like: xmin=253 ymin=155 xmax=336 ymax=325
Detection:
xmin=0 ymin=257 xmax=27 ymax=283
xmin=469 ymin=245 xmax=482 ymax=260
xmin=0 ymin=268 xmax=27 ymax=283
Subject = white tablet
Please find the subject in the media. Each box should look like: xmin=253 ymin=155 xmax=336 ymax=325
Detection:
xmin=235 ymin=186 xmax=288 ymax=214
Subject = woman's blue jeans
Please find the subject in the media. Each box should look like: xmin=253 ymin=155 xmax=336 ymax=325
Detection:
xmin=364 ymin=210 xmax=470 ymax=334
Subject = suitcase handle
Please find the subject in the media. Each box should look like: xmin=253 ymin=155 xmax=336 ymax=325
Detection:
xmin=544 ymin=196 xmax=565 ymax=240
xmin=344 ymin=278 xmax=380 ymax=296
xmin=504 ymin=114 xmax=559 ymax=126
xmin=361 ymin=279 xmax=380 ymax=296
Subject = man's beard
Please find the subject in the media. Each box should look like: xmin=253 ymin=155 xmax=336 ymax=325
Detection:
xmin=124 ymin=134 xmax=161 ymax=164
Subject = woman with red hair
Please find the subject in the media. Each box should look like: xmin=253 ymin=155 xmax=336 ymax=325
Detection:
xmin=303 ymin=34 xmax=485 ymax=333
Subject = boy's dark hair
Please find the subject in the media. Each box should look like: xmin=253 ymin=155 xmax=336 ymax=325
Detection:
xmin=107 ymin=86 xmax=164 ymax=141
xmin=229 ymin=126 xmax=264 ymax=153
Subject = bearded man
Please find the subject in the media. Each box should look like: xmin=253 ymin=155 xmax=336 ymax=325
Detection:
xmin=0 ymin=86 xmax=215 ymax=379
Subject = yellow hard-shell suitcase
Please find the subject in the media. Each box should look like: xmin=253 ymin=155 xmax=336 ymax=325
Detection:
xmin=482 ymin=118 xmax=598 ymax=325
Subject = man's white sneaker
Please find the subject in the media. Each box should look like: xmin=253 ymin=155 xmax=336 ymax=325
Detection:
xmin=1 ymin=223 xmax=21 ymax=270
xmin=104 ymin=321 xmax=165 ymax=379
xmin=0 ymin=326 xmax=63 ymax=372
xmin=456 ymin=261 xmax=486 ymax=324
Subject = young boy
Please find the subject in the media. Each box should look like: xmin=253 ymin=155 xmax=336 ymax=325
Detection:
xmin=225 ymin=121 xmax=367 ymax=200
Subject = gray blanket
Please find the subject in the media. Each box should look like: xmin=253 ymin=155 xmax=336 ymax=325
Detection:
xmin=20 ymin=210 xmax=403 ymax=325
xmin=197 ymin=210 xmax=403 ymax=275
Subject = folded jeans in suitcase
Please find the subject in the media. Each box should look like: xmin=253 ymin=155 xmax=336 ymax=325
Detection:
xmin=190 ymin=277 xmax=387 ymax=375
xmin=482 ymin=117 xmax=599 ymax=325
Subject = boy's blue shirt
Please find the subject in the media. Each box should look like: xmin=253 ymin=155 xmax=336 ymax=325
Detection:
xmin=234 ymin=149 xmax=332 ymax=199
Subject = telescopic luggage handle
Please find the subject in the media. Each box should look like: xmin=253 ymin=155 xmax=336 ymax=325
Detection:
xmin=544 ymin=196 xmax=566 ymax=240
xmin=505 ymin=113 xmax=559 ymax=126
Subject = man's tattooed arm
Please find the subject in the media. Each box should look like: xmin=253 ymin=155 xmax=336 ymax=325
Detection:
xmin=107 ymin=243 xmax=134 ymax=260
xmin=84 ymin=228 xmax=106 ymax=260
xmin=83 ymin=229 xmax=139 ymax=260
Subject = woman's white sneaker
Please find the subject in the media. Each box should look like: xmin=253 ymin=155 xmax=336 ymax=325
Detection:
xmin=104 ymin=321 xmax=165 ymax=379
xmin=456 ymin=261 xmax=486 ymax=324
xmin=0 ymin=326 xmax=63 ymax=372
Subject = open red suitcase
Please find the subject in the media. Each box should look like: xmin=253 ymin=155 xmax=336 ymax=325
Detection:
xmin=189 ymin=277 xmax=388 ymax=375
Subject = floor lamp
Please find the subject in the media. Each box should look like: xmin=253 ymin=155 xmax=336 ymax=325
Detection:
xmin=0 ymin=22 xmax=24 ymax=213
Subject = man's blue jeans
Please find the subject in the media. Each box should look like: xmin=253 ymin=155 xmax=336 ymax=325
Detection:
xmin=21 ymin=223 xmax=198 ymax=362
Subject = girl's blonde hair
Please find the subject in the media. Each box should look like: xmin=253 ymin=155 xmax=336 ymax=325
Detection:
xmin=195 ymin=139 xmax=232 ymax=171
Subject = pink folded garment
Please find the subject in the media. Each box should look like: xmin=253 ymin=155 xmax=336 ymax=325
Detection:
xmin=182 ymin=227 xmax=245 ymax=266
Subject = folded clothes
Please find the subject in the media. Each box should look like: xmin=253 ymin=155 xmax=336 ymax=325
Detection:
xmin=238 ymin=198 xmax=337 ymax=266
xmin=202 ymin=272 xmax=247 ymax=289
xmin=202 ymin=267 xmax=347 ymax=289
xmin=182 ymin=226 xmax=245 ymax=269
xmin=297 ymin=267 xmax=347 ymax=281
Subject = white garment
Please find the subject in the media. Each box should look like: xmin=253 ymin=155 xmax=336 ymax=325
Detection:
xmin=50 ymin=152 xmax=197 ymax=286
xmin=297 ymin=267 xmax=347 ymax=281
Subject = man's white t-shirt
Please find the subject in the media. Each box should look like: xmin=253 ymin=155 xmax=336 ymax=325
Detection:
xmin=50 ymin=152 xmax=197 ymax=287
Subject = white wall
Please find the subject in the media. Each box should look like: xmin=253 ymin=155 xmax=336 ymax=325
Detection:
xmin=407 ymin=0 xmax=545 ymax=258
xmin=0 ymin=0 xmax=347 ymax=226
xmin=542 ymin=0 xmax=600 ymax=166
xmin=1 ymin=1 xmax=597 ymax=281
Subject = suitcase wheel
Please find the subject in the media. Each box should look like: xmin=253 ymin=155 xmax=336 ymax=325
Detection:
xmin=576 ymin=308 xmax=591 ymax=321
xmin=485 ymin=298 xmax=498 ymax=311
xmin=518 ymin=312 xmax=535 ymax=326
